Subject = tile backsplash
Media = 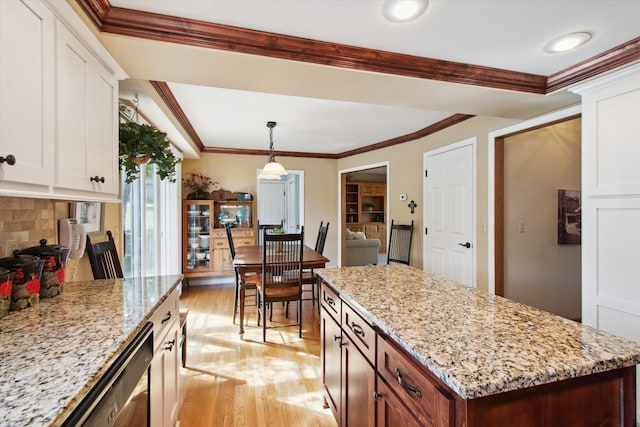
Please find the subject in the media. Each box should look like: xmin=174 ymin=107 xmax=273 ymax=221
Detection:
xmin=0 ymin=197 xmax=56 ymax=257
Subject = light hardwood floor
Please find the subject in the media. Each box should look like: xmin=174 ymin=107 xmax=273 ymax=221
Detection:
xmin=177 ymin=283 xmax=338 ymax=427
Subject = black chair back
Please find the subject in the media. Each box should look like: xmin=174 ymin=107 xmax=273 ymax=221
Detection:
xmin=257 ymin=220 xmax=284 ymax=245
xmin=225 ymin=222 xmax=236 ymax=260
xmin=387 ymin=220 xmax=414 ymax=265
xmin=315 ymin=221 xmax=330 ymax=255
xmin=262 ymin=228 xmax=304 ymax=291
xmin=86 ymin=230 xmax=124 ymax=279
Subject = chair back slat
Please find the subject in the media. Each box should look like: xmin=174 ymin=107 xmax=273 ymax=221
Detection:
xmin=387 ymin=220 xmax=414 ymax=265
xmin=86 ymin=230 xmax=124 ymax=279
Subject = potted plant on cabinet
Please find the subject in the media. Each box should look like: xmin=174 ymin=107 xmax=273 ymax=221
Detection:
xmin=119 ymin=121 xmax=181 ymax=184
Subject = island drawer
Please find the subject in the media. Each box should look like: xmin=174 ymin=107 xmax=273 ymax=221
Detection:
xmin=321 ymin=282 xmax=340 ymax=323
xmin=342 ymin=302 xmax=376 ymax=365
xmin=377 ymin=336 xmax=454 ymax=427
xmin=149 ymin=287 xmax=180 ymax=351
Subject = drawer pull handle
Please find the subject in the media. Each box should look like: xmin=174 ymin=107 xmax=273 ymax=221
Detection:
xmin=333 ymin=335 xmax=341 ymax=342
xmin=373 ymin=391 xmax=384 ymax=401
xmin=90 ymin=176 xmax=105 ymax=183
xmin=165 ymin=339 xmax=176 ymax=351
xmin=351 ymin=322 xmax=365 ymax=338
xmin=161 ymin=311 xmax=172 ymax=324
xmin=396 ymin=368 xmax=422 ymax=398
xmin=325 ymin=296 xmax=335 ymax=306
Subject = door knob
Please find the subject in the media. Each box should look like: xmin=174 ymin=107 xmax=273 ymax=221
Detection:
xmin=0 ymin=154 xmax=16 ymax=165
xmin=458 ymin=242 xmax=471 ymax=248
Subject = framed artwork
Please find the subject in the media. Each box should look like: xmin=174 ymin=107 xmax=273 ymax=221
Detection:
xmin=557 ymin=189 xmax=581 ymax=245
xmin=70 ymin=202 xmax=104 ymax=236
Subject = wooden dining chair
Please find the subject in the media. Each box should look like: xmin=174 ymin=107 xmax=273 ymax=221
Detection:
xmin=86 ymin=230 xmax=124 ymax=280
xmin=387 ymin=220 xmax=414 ymax=265
xmin=226 ymin=223 xmax=260 ymax=325
xmin=87 ymin=230 xmax=190 ymax=367
xmin=257 ymin=227 xmax=304 ymax=342
xmin=301 ymin=221 xmax=329 ymax=309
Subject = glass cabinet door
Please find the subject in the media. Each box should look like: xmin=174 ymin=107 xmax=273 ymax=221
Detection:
xmin=184 ymin=201 xmax=212 ymax=272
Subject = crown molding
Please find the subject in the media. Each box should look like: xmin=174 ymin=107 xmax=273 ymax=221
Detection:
xmin=75 ymin=0 xmax=546 ymax=94
xmin=547 ymin=37 xmax=640 ymax=93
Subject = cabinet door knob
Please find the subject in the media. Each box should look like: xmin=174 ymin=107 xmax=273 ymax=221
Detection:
xmin=0 ymin=154 xmax=16 ymax=165
xmin=373 ymin=391 xmax=384 ymax=401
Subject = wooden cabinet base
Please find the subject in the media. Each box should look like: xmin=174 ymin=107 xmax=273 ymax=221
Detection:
xmin=464 ymin=366 xmax=636 ymax=427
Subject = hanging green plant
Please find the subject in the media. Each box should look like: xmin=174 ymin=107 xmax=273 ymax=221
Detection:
xmin=119 ymin=121 xmax=181 ymax=184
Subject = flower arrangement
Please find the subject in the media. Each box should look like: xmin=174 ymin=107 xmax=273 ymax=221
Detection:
xmin=182 ymin=172 xmax=219 ymax=198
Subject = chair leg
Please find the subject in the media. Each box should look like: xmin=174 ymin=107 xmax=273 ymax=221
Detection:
xmin=232 ymin=279 xmax=239 ymax=325
xmin=298 ymin=298 xmax=302 ymax=338
xmin=262 ymin=298 xmax=267 ymax=342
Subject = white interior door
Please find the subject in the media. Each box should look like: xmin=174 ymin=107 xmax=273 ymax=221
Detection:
xmin=258 ymin=180 xmax=286 ymax=226
xmin=423 ymin=138 xmax=476 ymax=287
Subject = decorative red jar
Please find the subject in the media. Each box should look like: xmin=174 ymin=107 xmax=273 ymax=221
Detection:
xmin=20 ymin=239 xmax=69 ymax=299
xmin=0 ymin=251 xmax=44 ymax=311
xmin=0 ymin=267 xmax=13 ymax=318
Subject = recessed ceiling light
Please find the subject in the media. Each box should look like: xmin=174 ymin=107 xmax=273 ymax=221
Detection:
xmin=544 ymin=32 xmax=592 ymax=53
xmin=382 ymin=0 xmax=429 ymax=23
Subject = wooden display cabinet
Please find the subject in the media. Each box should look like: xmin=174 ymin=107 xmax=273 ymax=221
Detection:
xmin=182 ymin=200 xmax=214 ymax=281
xmin=182 ymin=199 xmax=255 ymax=283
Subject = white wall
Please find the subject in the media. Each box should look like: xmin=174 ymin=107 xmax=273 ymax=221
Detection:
xmin=503 ymin=119 xmax=582 ymax=320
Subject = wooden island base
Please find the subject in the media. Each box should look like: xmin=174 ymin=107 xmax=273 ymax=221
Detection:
xmin=319 ymin=275 xmax=638 ymax=427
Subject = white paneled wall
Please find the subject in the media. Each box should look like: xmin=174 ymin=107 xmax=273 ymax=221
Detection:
xmin=572 ymin=63 xmax=640 ymax=423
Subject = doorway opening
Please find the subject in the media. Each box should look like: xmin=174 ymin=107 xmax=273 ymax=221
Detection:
xmin=489 ymin=107 xmax=582 ymax=321
xmin=338 ymin=162 xmax=389 ymax=266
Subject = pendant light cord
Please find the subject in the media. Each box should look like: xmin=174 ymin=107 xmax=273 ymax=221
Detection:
xmin=267 ymin=121 xmax=277 ymax=162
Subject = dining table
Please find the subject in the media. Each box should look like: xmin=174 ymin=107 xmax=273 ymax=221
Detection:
xmin=233 ymin=244 xmax=329 ymax=334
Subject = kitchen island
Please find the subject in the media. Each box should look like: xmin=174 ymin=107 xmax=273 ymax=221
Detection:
xmin=318 ymin=264 xmax=640 ymax=426
xmin=0 ymin=275 xmax=183 ymax=427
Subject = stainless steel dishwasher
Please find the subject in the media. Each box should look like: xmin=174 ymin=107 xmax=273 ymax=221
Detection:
xmin=62 ymin=322 xmax=154 ymax=427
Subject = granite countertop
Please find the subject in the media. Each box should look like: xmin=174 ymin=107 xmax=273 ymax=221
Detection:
xmin=317 ymin=264 xmax=640 ymax=399
xmin=0 ymin=275 xmax=183 ymax=427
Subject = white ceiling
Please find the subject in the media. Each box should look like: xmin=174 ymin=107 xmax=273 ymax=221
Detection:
xmin=104 ymin=0 xmax=640 ymax=158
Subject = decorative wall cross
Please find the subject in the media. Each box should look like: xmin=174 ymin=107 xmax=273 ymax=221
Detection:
xmin=408 ymin=200 xmax=417 ymax=214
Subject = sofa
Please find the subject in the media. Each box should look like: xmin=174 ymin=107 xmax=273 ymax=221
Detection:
xmin=345 ymin=229 xmax=380 ymax=266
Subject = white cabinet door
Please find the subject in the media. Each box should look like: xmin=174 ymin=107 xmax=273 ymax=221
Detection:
xmin=55 ymin=21 xmax=118 ymax=195
xmin=150 ymin=316 xmax=180 ymax=427
xmin=0 ymin=0 xmax=55 ymax=186
xmin=89 ymin=64 xmax=119 ymax=194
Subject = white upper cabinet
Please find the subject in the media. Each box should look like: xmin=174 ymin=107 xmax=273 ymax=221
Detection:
xmin=0 ymin=0 xmax=125 ymax=201
xmin=56 ymin=21 xmax=119 ymax=195
xmin=0 ymin=0 xmax=55 ymax=188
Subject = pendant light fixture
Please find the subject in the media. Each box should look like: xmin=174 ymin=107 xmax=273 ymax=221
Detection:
xmin=258 ymin=121 xmax=287 ymax=180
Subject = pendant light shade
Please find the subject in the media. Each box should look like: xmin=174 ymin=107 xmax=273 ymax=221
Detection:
xmin=258 ymin=121 xmax=287 ymax=180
